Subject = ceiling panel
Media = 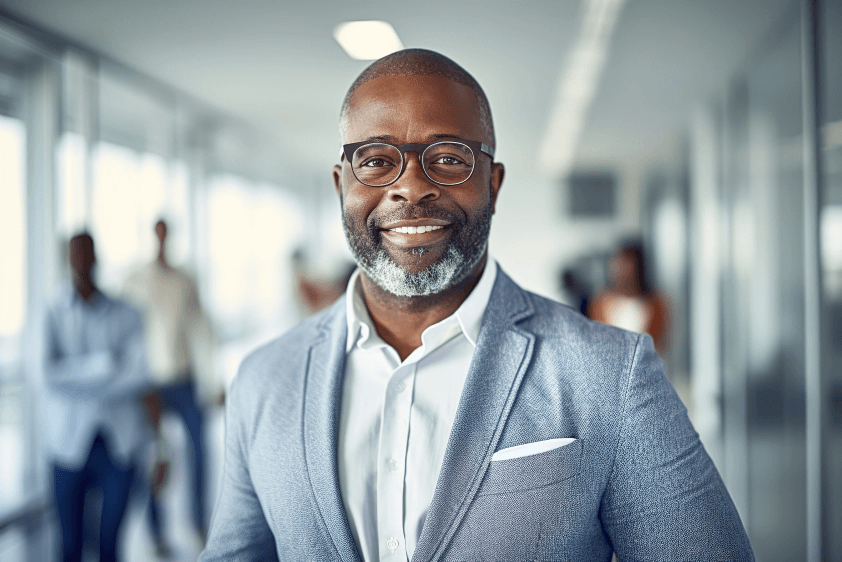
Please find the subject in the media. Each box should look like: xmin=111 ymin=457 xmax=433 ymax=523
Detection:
xmin=0 ymin=0 xmax=792 ymax=182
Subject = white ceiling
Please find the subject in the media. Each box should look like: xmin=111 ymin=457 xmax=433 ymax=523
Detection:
xmin=0 ymin=0 xmax=791 ymax=187
xmin=577 ymin=0 xmax=792 ymax=168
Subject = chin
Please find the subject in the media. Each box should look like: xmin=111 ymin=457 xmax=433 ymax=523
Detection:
xmin=361 ymin=244 xmax=483 ymax=298
xmin=385 ymin=244 xmax=446 ymax=270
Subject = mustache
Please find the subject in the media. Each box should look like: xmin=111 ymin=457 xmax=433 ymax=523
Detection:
xmin=367 ymin=204 xmax=465 ymax=231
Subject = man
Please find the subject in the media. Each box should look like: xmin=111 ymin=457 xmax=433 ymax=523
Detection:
xmin=44 ymin=233 xmax=156 ymax=562
xmin=201 ymin=50 xmax=753 ymax=561
xmin=123 ymin=219 xmax=218 ymax=554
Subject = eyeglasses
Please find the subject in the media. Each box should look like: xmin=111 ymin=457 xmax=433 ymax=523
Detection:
xmin=341 ymin=138 xmax=495 ymax=187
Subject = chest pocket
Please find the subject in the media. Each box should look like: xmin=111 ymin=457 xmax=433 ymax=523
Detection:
xmin=478 ymin=438 xmax=583 ymax=496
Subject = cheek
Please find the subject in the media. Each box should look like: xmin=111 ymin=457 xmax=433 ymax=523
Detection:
xmin=342 ymin=186 xmax=380 ymax=225
xmin=454 ymin=183 xmax=492 ymax=217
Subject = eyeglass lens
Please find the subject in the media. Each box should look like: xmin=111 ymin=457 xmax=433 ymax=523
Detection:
xmin=351 ymin=142 xmax=476 ymax=187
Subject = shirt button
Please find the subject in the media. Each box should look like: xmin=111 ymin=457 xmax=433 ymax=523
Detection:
xmin=387 ymin=537 xmax=399 ymax=550
xmin=387 ymin=459 xmax=398 ymax=472
xmin=394 ymin=382 xmax=406 ymax=393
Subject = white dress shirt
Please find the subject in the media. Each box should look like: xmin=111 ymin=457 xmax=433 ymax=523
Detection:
xmin=43 ymin=286 xmax=153 ymax=469
xmin=338 ymin=258 xmax=497 ymax=562
xmin=123 ymin=261 xmax=217 ymax=400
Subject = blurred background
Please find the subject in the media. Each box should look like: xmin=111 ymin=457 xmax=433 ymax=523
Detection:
xmin=0 ymin=0 xmax=839 ymax=560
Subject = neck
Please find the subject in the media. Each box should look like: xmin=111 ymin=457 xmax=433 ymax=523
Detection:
xmin=157 ymin=247 xmax=169 ymax=268
xmin=613 ymin=282 xmax=643 ymax=297
xmin=359 ymin=254 xmax=487 ymax=361
xmin=74 ymin=278 xmax=97 ymax=301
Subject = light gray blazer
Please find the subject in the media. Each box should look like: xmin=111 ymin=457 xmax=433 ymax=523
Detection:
xmin=201 ymin=267 xmax=753 ymax=562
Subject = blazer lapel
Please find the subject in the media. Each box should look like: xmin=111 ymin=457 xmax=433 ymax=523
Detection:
xmin=302 ymin=300 xmax=362 ymax=562
xmin=411 ymin=269 xmax=536 ymax=562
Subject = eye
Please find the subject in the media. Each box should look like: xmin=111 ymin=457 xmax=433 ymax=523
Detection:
xmin=431 ymin=155 xmax=466 ymax=166
xmin=361 ymin=158 xmax=396 ymax=168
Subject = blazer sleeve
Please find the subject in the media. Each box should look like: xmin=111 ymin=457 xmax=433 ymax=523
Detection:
xmin=200 ymin=370 xmax=279 ymax=562
xmin=599 ymin=334 xmax=754 ymax=561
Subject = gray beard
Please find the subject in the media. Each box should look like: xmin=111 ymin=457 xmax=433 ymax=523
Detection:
xmin=341 ymin=196 xmax=492 ymax=298
xmin=358 ymin=241 xmax=486 ymax=297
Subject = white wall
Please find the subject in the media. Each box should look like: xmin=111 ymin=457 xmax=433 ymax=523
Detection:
xmin=490 ymin=160 xmax=647 ymax=300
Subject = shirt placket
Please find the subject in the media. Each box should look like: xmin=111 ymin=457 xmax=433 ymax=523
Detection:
xmin=376 ymin=355 xmax=416 ymax=562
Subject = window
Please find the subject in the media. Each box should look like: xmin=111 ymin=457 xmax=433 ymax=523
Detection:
xmin=206 ymin=175 xmax=304 ymax=339
xmin=0 ymin=115 xmax=26 ymax=344
xmin=0 ymin=114 xmax=27 ymax=524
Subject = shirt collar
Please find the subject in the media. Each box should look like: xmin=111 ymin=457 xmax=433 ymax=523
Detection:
xmin=66 ymin=283 xmax=105 ymax=308
xmin=345 ymin=256 xmax=498 ymax=355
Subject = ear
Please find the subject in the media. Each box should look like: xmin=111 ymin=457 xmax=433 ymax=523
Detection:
xmin=489 ymin=162 xmax=505 ymax=215
xmin=333 ymin=164 xmax=343 ymax=197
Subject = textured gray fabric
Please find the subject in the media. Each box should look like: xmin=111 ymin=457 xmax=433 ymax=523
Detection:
xmin=200 ymin=266 xmax=753 ymax=562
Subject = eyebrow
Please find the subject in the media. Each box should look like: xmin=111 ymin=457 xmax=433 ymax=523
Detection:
xmin=362 ymin=134 xmax=399 ymax=143
xmin=359 ymin=133 xmax=467 ymax=144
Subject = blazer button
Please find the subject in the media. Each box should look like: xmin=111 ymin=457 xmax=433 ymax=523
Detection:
xmin=387 ymin=537 xmax=399 ymax=550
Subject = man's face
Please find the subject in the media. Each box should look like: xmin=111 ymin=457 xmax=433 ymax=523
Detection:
xmin=333 ymin=75 xmax=503 ymax=297
xmin=68 ymin=237 xmax=95 ymax=282
xmin=155 ymin=221 xmax=168 ymax=244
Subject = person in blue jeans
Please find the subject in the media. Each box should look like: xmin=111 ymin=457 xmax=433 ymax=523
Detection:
xmin=45 ymin=233 xmax=161 ymax=562
xmin=124 ymin=219 xmax=220 ymax=556
xmin=146 ymin=377 xmax=206 ymax=554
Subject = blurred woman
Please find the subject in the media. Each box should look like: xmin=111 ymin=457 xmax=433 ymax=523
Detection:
xmin=589 ymin=240 xmax=671 ymax=357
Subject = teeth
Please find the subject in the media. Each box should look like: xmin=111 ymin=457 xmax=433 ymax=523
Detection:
xmin=389 ymin=225 xmax=444 ymax=234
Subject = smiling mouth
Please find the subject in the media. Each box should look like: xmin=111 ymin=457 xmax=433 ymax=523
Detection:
xmin=386 ymin=225 xmax=445 ymax=234
xmin=378 ymin=219 xmax=452 ymax=247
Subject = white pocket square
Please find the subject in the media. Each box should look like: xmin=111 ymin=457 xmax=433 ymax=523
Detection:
xmin=491 ymin=438 xmax=577 ymax=462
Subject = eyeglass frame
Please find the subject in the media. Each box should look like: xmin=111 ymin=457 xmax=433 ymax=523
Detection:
xmin=340 ymin=138 xmax=495 ymax=187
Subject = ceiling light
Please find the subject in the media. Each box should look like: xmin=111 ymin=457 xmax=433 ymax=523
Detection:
xmin=333 ymin=21 xmax=404 ymax=60
xmin=539 ymin=0 xmax=626 ymax=179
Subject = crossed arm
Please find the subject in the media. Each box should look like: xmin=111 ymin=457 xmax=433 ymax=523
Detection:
xmin=44 ymin=308 xmax=151 ymax=402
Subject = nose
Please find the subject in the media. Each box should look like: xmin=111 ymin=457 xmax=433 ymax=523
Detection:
xmin=386 ymin=153 xmax=440 ymax=204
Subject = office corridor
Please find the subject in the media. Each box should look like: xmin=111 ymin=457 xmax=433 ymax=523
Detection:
xmin=0 ymin=0 xmax=840 ymax=560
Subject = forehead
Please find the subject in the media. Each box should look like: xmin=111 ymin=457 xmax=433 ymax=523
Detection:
xmin=69 ymin=238 xmax=93 ymax=256
xmin=612 ymin=251 xmax=635 ymax=265
xmin=346 ymin=75 xmax=485 ymax=143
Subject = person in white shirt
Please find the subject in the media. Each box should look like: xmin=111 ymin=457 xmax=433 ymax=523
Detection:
xmin=123 ymin=219 xmax=218 ymax=554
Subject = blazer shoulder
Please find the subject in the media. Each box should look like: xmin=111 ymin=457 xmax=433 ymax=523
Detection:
xmin=515 ymin=287 xmax=643 ymax=363
xmin=508 ymin=287 xmax=659 ymax=418
xmin=491 ymin=269 xmax=640 ymax=353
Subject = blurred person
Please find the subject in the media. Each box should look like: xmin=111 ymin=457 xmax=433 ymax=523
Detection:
xmin=201 ymin=49 xmax=752 ymax=561
xmin=44 ymin=232 xmax=162 ymax=562
xmin=559 ymin=266 xmax=591 ymax=316
xmin=589 ymin=240 xmax=672 ymax=357
xmin=123 ymin=219 xmax=219 ymax=556
xmin=293 ymin=247 xmax=358 ymax=315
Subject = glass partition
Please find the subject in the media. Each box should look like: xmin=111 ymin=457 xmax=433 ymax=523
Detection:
xmin=819 ymin=0 xmax=842 ymax=558
xmin=720 ymin=3 xmax=808 ymax=559
xmin=0 ymin=45 xmax=53 ymax=561
xmin=0 ymin=110 xmax=27 ymax=521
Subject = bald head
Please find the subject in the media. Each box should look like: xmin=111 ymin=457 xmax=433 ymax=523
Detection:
xmin=339 ymin=49 xmax=495 ymax=146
